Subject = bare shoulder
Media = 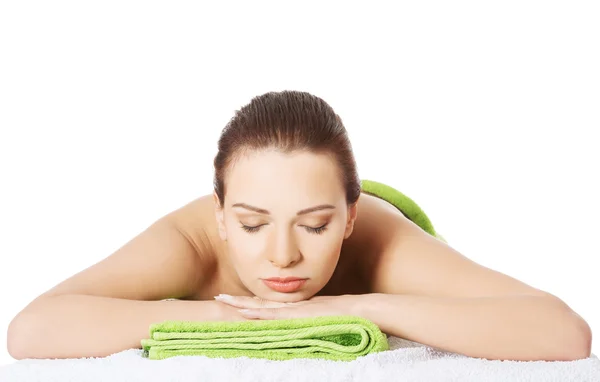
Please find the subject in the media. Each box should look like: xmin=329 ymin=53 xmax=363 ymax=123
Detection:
xmin=329 ymin=192 xmax=409 ymax=293
xmin=360 ymin=194 xmax=552 ymax=299
xmin=32 ymin=195 xmax=220 ymax=304
xmin=354 ymin=191 xmax=411 ymax=247
xmin=165 ymin=194 xmax=222 ymax=258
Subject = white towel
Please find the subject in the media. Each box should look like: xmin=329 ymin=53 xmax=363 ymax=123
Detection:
xmin=1 ymin=336 xmax=599 ymax=382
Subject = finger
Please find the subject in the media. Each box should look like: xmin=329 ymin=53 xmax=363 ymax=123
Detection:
xmin=285 ymin=300 xmax=310 ymax=306
xmin=214 ymin=294 xmax=288 ymax=309
xmin=238 ymin=307 xmax=291 ymax=320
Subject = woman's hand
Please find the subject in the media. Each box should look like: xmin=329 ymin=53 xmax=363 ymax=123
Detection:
xmin=211 ymin=300 xmax=253 ymax=322
xmin=213 ymin=293 xmax=365 ymax=320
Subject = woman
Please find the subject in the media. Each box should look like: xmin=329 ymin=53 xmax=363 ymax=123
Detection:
xmin=8 ymin=90 xmax=591 ymax=362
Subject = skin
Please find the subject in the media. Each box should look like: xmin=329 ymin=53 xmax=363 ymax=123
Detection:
xmin=201 ymin=149 xmax=591 ymax=361
xmin=20 ymin=147 xmax=591 ymax=361
xmin=212 ymin=149 xmax=360 ymax=303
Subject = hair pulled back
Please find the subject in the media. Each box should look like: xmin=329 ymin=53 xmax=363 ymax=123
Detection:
xmin=213 ymin=90 xmax=361 ymax=208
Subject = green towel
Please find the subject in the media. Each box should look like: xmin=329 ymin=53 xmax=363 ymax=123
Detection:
xmin=141 ymin=315 xmax=389 ymax=361
xmin=360 ymin=179 xmax=447 ymax=243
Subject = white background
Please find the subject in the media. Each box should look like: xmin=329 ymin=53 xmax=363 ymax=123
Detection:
xmin=0 ymin=1 xmax=598 ymax=366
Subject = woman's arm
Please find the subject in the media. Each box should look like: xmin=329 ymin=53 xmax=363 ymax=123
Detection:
xmin=361 ymin=207 xmax=592 ymax=361
xmin=358 ymin=293 xmax=591 ymax=361
xmin=7 ymin=206 xmax=234 ymax=360
xmin=214 ymin=292 xmax=591 ymax=362
xmin=7 ymin=295 xmax=244 ymax=360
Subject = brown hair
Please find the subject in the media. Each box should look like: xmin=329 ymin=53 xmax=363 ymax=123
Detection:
xmin=213 ymin=90 xmax=361 ymax=208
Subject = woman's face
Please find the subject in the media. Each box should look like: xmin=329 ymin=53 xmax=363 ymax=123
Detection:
xmin=213 ymin=149 xmax=358 ymax=303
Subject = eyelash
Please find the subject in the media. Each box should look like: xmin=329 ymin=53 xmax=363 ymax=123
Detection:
xmin=241 ymin=224 xmax=328 ymax=235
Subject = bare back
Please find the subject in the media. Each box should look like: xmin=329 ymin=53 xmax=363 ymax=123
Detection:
xmin=171 ymin=191 xmax=403 ymax=300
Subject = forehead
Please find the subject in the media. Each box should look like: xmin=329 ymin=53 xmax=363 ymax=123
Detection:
xmin=225 ymin=150 xmax=344 ymax=202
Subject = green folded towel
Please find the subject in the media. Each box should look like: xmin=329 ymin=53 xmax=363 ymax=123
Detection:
xmin=141 ymin=315 xmax=389 ymax=361
xmin=360 ymin=179 xmax=447 ymax=243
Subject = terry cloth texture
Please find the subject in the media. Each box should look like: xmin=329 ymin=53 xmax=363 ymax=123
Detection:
xmin=141 ymin=315 xmax=389 ymax=361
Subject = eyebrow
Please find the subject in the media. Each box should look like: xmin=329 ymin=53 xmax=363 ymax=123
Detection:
xmin=231 ymin=203 xmax=336 ymax=216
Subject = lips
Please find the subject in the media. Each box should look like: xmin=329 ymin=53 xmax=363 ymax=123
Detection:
xmin=264 ymin=277 xmax=306 ymax=282
xmin=262 ymin=277 xmax=307 ymax=293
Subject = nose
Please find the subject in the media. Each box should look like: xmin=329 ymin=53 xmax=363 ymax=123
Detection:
xmin=268 ymin=230 xmax=302 ymax=268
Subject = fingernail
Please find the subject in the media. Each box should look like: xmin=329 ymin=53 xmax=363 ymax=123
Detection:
xmin=214 ymin=294 xmax=233 ymax=301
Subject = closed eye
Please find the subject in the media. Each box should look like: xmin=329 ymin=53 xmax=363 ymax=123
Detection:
xmin=240 ymin=224 xmax=329 ymax=235
xmin=240 ymin=224 xmax=262 ymax=234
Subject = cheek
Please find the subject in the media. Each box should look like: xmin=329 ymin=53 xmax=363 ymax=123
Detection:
xmin=226 ymin=238 xmax=265 ymax=274
xmin=305 ymin=243 xmax=341 ymax=268
xmin=305 ymin=228 xmax=345 ymax=255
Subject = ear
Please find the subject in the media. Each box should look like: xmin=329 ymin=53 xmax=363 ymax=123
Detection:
xmin=213 ymin=191 xmax=228 ymax=241
xmin=344 ymin=198 xmax=359 ymax=240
